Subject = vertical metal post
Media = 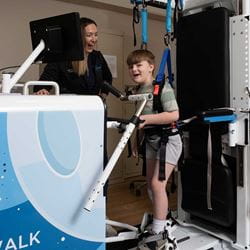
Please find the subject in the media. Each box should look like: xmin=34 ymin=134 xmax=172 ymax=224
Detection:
xmin=230 ymin=14 xmax=250 ymax=248
xmin=242 ymin=0 xmax=250 ymax=15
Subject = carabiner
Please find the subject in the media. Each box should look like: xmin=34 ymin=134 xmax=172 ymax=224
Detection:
xmin=141 ymin=42 xmax=147 ymax=50
xmin=164 ymin=33 xmax=171 ymax=47
xmin=142 ymin=0 xmax=147 ymax=9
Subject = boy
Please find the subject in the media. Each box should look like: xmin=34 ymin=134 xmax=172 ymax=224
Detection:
xmin=127 ymin=49 xmax=182 ymax=249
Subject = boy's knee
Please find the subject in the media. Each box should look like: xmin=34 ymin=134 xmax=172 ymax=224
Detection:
xmin=151 ymin=178 xmax=165 ymax=193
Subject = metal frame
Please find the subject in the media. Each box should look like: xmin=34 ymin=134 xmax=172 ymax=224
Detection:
xmin=175 ymin=7 xmax=250 ymax=250
xmin=230 ymin=13 xmax=250 ymax=249
xmin=104 ymin=3 xmax=250 ymax=248
xmin=84 ymin=93 xmax=152 ymax=211
xmin=1 ymin=2 xmax=249 ymax=249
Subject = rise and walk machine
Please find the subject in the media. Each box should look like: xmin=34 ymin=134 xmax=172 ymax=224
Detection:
xmin=0 ymin=0 xmax=250 ymax=249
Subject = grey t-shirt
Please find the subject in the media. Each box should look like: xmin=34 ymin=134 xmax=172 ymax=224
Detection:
xmin=136 ymin=81 xmax=182 ymax=164
xmin=136 ymin=81 xmax=178 ymax=115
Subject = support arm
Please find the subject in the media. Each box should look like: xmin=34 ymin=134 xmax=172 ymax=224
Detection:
xmin=1 ymin=40 xmax=45 ymax=94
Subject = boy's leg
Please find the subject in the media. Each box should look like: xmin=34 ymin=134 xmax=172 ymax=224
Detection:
xmin=137 ymin=136 xmax=181 ymax=248
xmin=137 ymin=161 xmax=177 ymax=249
xmin=151 ymin=160 xmax=175 ymax=221
xmin=142 ymin=159 xmax=175 ymax=235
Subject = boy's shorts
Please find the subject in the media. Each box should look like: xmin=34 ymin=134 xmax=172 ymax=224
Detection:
xmin=146 ymin=134 xmax=182 ymax=166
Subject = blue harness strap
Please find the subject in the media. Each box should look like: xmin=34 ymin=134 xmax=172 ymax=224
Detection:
xmin=166 ymin=0 xmax=172 ymax=33
xmin=153 ymin=48 xmax=174 ymax=120
xmin=141 ymin=7 xmax=148 ymax=48
xmin=155 ymin=48 xmax=173 ymax=87
xmin=130 ymin=0 xmax=148 ymax=48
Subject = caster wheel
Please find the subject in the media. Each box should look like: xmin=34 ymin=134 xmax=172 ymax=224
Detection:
xmin=135 ymin=189 xmax=141 ymax=196
xmin=166 ymin=244 xmax=174 ymax=250
xmin=130 ymin=183 xmax=135 ymax=190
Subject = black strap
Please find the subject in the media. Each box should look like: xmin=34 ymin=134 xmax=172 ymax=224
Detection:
xmin=159 ymin=133 xmax=169 ymax=181
xmin=132 ymin=5 xmax=140 ymax=47
xmin=136 ymin=130 xmax=147 ymax=176
xmin=127 ymin=139 xmax=132 ymax=158
xmin=152 ymin=79 xmax=164 ymax=113
xmin=145 ymin=127 xmax=178 ymax=181
xmin=144 ymin=127 xmax=179 ymax=181
xmin=173 ymin=0 xmax=183 ymax=41
xmin=172 ymin=0 xmax=178 ymax=40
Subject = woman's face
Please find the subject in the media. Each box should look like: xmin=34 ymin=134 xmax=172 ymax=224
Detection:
xmin=83 ymin=23 xmax=98 ymax=54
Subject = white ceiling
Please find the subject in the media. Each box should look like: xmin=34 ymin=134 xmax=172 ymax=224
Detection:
xmin=93 ymin=0 xmax=237 ymax=12
xmin=87 ymin=0 xmax=166 ymax=16
xmin=55 ymin=0 xmax=166 ymax=19
xmin=56 ymin=0 xmax=237 ymax=17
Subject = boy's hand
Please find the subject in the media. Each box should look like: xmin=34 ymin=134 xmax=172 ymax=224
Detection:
xmin=132 ymin=146 xmax=138 ymax=158
xmin=138 ymin=115 xmax=147 ymax=129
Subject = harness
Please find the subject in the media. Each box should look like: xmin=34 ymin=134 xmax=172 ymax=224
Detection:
xmin=136 ymin=48 xmax=179 ymax=181
xmin=151 ymin=48 xmax=178 ymax=181
xmin=153 ymin=48 xmax=173 ymax=114
xmin=144 ymin=125 xmax=179 ymax=181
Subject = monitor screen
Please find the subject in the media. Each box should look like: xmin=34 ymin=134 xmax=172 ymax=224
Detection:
xmin=30 ymin=12 xmax=84 ymax=63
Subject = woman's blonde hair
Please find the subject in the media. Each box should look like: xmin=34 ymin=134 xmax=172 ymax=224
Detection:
xmin=72 ymin=17 xmax=97 ymax=76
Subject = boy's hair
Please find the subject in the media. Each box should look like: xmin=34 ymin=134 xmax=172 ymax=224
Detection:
xmin=127 ymin=49 xmax=155 ymax=67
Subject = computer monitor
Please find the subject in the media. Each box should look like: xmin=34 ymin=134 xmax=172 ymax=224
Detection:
xmin=30 ymin=12 xmax=84 ymax=63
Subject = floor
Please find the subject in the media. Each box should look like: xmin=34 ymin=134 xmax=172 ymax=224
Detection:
xmin=106 ymin=176 xmax=177 ymax=226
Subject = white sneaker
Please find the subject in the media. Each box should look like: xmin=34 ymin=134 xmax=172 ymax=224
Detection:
xmin=137 ymin=229 xmax=178 ymax=250
xmin=106 ymin=223 xmax=118 ymax=237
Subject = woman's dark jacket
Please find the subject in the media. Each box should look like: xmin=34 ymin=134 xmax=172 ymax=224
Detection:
xmin=35 ymin=50 xmax=112 ymax=95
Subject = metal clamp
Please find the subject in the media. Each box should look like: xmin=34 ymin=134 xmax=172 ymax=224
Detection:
xmin=164 ymin=33 xmax=171 ymax=47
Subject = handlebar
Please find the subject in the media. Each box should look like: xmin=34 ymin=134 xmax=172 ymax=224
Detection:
xmin=23 ymin=81 xmax=60 ymax=95
xmin=102 ymin=81 xmax=153 ymax=102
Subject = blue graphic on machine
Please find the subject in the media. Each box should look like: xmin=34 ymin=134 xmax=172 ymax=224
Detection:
xmin=0 ymin=107 xmax=105 ymax=250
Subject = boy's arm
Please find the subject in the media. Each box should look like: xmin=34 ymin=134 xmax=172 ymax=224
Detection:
xmin=139 ymin=110 xmax=179 ymax=129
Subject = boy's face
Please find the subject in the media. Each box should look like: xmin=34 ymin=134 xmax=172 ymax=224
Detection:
xmin=128 ymin=60 xmax=154 ymax=84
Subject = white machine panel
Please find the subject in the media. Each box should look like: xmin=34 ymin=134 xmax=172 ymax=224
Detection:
xmin=0 ymin=95 xmax=106 ymax=250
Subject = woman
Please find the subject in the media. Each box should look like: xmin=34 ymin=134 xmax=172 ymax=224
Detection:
xmin=34 ymin=17 xmax=112 ymax=99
